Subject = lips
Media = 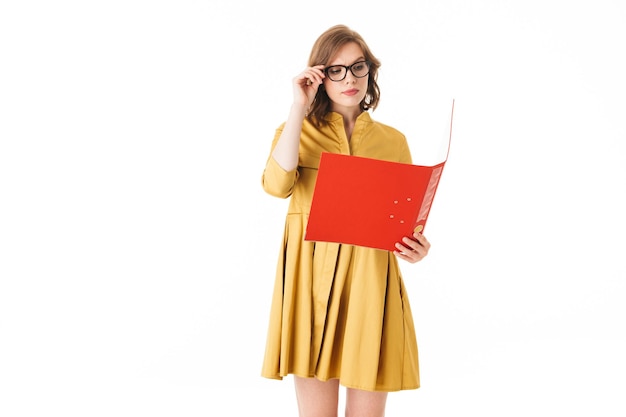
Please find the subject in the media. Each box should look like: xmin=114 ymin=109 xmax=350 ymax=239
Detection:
xmin=343 ymin=89 xmax=359 ymax=96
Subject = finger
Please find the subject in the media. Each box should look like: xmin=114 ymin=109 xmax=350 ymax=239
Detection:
xmin=395 ymin=241 xmax=420 ymax=258
xmin=305 ymin=66 xmax=325 ymax=84
xmin=310 ymin=64 xmax=326 ymax=75
xmin=393 ymin=248 xmax=412 ymax=261
xmin=305 ymin=74 xmax=323 ymax=86
xmin=302 ymin=74 xmax=320 ymax=87
xmin=393 ymin=251 xmax=411 ymax=262
xmin=393 ymin=248 xmax=421 ymax=264
xmin=412 ymin=233 xmax=431 ymax=250
xmin=394 ymin=242 xmax=410 ymax=253
xmin=401 ymin=236 xmax=420 ymax=251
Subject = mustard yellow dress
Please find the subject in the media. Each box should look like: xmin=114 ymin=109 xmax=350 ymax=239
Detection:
xmin=261 ymin=111 xmax=419 ymax=392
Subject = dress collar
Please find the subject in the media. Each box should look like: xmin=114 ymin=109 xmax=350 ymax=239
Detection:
xmin=324 ymin=111 xmax=373 ymax=124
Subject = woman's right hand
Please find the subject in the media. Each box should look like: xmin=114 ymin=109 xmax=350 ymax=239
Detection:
xmin=292 ymin=65 xmax=325 ymax=108
xmin=271 ymin=65 xmax=326 ymax=171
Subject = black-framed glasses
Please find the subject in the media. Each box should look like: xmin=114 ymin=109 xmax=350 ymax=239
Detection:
xmin=324 ymin=60 xmax=371 ymax=82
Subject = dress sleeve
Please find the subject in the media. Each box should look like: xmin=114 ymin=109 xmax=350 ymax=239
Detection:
xmin=399 ymin=134 xmax=413 ymax=165
xmin=261 ymin=125 xmax=299 ymax=199
xmin=262 ymin=156 xmax=299 ymax=198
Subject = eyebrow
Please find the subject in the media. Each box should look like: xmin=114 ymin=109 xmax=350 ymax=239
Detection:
xmin=327 ymin=56 xmax=366 ymax=67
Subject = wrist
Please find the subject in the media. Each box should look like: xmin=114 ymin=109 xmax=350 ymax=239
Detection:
xmin=290 ymin=103 xmax=309 ymax=117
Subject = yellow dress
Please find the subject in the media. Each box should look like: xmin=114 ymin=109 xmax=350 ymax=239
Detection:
xmin=261 ymin=111 xmax=419 ymax=392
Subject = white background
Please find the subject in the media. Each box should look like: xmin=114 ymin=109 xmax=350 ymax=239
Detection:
xmin=1 ymin=1 xmax=625 ymax=416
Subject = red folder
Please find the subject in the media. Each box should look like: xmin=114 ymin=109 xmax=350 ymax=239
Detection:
xmin=305 ymin=100 xmax=454 ymax=252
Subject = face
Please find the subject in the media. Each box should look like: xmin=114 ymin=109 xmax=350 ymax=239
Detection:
xmin=323 ymin=42 xmax=369 ymax=112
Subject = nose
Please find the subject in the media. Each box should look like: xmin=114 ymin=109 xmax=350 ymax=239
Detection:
xmin=344 ymin=71 xmax=357 ymax=83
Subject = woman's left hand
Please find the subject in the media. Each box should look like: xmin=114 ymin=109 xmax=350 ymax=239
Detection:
xmin=394 ymin=233 xmax=431 ymax=264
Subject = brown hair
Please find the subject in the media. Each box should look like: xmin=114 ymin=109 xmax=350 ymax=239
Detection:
xmin=306 ymin=25 xmax=381 ymax=127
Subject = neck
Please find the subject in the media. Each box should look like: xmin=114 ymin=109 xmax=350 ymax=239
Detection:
xmin=331 ymin=105 xmax=362 ymax=125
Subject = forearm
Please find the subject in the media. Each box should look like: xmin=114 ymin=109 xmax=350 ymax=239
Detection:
xmin=271 ymin=104 xmax=308 ymax=171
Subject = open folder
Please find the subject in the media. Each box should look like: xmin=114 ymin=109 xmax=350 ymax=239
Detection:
xmin=304 ymin=100 xmax=454 ymax=252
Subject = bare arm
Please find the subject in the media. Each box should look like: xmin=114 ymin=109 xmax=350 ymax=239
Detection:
xmin=271 ymin=65 xmax=326 ymax=171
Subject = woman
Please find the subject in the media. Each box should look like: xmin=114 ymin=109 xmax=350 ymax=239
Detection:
xmin=261 ymin=24 xmax=431 ymax=417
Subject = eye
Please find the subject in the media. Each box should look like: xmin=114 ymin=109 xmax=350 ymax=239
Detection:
xmin=327 ymin=66 xmax=343 ymax=75
xmin=353 ymin=62 xmax=366 ymax=71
